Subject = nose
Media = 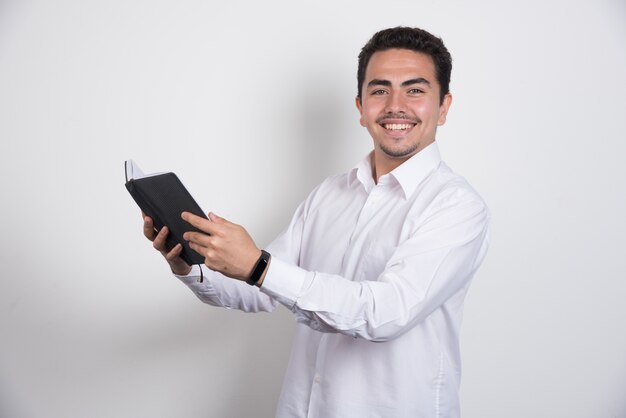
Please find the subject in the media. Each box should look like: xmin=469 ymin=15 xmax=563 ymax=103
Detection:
xmin=384 ymin=91 xmax=407 ymax=114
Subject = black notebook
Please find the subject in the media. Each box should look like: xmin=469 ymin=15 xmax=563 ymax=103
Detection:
xmin=124 ymin=160 xmax=207 ymax=266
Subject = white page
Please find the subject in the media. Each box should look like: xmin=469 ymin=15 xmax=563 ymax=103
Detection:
xmin=125 ymin=160 xmax=165 ymax=181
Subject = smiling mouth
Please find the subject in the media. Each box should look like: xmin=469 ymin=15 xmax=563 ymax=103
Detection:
xmin=382 ymin=123 xmax=415 ymax=131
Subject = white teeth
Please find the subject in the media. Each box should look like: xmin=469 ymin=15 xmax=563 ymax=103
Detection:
xmin=384 ymin=123 xmax=412 ymax=130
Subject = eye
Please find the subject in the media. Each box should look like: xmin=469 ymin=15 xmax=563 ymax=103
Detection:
xmin=408 ymin=88 xmax=424 ymax=95
xmin=371 ymin=89 xmax=388 ymax=95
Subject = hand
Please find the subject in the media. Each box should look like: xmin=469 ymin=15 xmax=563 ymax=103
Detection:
xmin=182 ymin=212 xmax=261 ymax=281
xmin=142 ymin=213 xmax=192 ymax=276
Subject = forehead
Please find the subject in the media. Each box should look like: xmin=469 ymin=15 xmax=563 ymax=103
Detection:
xmin=365 ymin=48 xmax=437 ymax=83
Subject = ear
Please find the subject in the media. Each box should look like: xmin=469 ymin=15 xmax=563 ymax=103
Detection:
xmin=437 ymin=93 xmax=453 ymax=126
xmin=355 ymin=96 xmax=366 ymax=127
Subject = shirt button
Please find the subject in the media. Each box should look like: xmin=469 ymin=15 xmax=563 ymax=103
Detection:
xmin=314 ymin=375 xmax=321 ymax=384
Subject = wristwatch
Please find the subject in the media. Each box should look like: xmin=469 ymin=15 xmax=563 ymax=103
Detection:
xmin=247 ymin=250 xmax=271 ymax=286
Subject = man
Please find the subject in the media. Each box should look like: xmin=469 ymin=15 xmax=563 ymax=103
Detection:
xmin=144 ymin=26 xmax=490 ymax=417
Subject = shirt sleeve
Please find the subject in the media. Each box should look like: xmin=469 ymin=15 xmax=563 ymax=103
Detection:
xmin=259 ymin=193 xmax=491 ymax=341
xmin=174 ymin=265 xmax=277 ymax=312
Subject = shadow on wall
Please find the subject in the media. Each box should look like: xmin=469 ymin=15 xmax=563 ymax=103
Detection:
xmin=292 ymin=74 xmax=351 ymax=193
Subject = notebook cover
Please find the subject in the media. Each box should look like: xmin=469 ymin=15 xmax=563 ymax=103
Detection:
xmin=126 ymin=173 xmax=207 ymax=266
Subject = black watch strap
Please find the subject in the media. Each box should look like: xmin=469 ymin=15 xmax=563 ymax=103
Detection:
xmin=247 ymin=250 xmax=271 ymax=286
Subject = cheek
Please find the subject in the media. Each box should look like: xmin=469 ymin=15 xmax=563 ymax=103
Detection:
xmin=359 ymin=107 xmax=378 ymax=128
xmin=412 ymin=102 xmax=439 ymax=122
xmin=368 ymin=104 xmax=385 ymax=123
xmin=411 ymin=101 xmax=429 ymax=114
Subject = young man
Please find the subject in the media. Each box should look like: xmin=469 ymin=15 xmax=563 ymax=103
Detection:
xmin=144 ymin=27 xmax=490 ymax=418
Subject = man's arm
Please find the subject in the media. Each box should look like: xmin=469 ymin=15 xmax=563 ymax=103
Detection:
xmin=143 ymin=214 xmax=277 ymax=313
xmin=181 ymin=196 xmax=490 ymax=341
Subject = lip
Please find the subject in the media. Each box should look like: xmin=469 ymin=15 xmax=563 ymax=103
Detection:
xmin=378 ymin=119 xmax=417 ymax=137
xmin=379 ymin=118 xmax=417 ymax=125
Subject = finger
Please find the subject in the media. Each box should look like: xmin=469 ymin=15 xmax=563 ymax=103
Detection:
xmin=183 ymin=230 xmax=212 ymax=247
xmin=153 ymin=226 xmax=170 ymax=252
xmin=165 ymin=243 xmax=183 ymax=261
xmin=208 ymin=212 xmax=227 ymax=224
xmin=188 ymin=241 xmax=209 ymax=259
xmin=182 ymin=212 xmax=221 ymax=235
xmin=143 ymin=216 xmax=157 ymax=241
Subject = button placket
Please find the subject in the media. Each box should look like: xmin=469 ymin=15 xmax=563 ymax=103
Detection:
xmin=340 ymin=183 xmax=390 ymax=279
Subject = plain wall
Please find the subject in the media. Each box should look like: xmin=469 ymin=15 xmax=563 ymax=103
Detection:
xmin=1 ymin=0 xmax=625 ymax=417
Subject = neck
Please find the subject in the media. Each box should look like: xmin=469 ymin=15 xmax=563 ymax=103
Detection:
xmin=370 ymin=153 xmax=406 ymax=183
xmin=371 ymin=140 xmax=435 ymax=183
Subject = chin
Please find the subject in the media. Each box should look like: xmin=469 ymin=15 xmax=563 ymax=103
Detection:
xmin=380 ymin=145 xmax=419 ymax=159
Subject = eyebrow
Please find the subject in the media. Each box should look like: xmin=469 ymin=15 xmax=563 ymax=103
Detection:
xmin=367 ymin=77 xmax=431 ymax=88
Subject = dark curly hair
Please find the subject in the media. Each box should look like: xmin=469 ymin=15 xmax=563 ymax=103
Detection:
xmin=357 ymin=27 xmax=452 ymax=105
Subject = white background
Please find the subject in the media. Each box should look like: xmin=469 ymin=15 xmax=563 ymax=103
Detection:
xmin=1 ymin=0 xmax=625 ymax=417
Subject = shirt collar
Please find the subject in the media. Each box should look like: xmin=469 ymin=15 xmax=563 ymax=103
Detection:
xmin=348 ymin=154 xmax=376 ymax=193
xmin=348 ymin=142 xmax=442 ymax=199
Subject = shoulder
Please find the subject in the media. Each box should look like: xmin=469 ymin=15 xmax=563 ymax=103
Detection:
xmin=297 ymin=170 xmax=359 ymax=218
xmin=306 ymin=170 xmax=354 ymax=201
xmin=410 ymin=162 xmax=490 ymax=225
xmin=433 ymin=162 xmax=486 ymax=205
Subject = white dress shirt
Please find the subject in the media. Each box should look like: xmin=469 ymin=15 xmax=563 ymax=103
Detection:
xmin=176 ymin=142 xmax=490 ymax=418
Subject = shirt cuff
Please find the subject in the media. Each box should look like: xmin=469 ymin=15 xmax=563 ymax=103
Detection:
xmin=259 ymin=257 xmax=312 ymax=309
xmin=174 ymin=264 xmax=202 ymax=286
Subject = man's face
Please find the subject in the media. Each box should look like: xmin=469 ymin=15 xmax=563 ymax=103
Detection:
xmin=356 ymin=48 xmax=452 ymax=169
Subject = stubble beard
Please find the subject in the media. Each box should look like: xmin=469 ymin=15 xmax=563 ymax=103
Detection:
xmin=378 ymin=141 xmax=420 ymax=159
